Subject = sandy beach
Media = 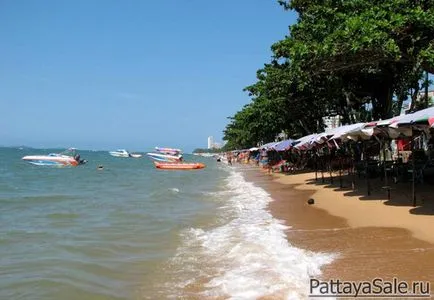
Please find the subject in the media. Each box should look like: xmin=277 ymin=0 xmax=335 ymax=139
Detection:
xmin=273 ymin=171 xmax=434 ymax=244
xmin=243 ymin=166 xmax=434 ymax=293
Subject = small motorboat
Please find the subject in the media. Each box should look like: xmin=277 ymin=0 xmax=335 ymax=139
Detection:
xmin=155 ymin=147 xmax=182 ymax=155
xmin=146 ymin=152 xmax=183 ymax=162
xmin=109 ymin=149 xmax=130 ymax=157
xmin=109 ymin=149 xmax=142 ymax=158
xmin=22 ymin=148 xmax=87 ymax=167
xmin=154 ymin=161 xmax=205 ymax=170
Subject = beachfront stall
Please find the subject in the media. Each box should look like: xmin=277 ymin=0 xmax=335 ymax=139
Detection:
xmin=291 ymin=108 xmax=434 ymax=206
xmin=246 ymin=106 xmax=434 ymax=206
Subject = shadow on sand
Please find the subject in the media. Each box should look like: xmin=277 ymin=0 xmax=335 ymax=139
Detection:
xmin=278 ymin=169 xmax=434 ymax=216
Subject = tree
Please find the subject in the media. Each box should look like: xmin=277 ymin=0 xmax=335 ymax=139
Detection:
xmin=223 ymin=0 xmax=434 ymax=149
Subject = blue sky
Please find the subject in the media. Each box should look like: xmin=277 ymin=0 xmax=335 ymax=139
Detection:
xmin=0 ymin=0 xmax=295 ymax=152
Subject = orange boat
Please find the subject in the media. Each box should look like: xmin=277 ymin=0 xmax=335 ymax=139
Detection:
xmin=154 ymin=161 xmax=206 ymax=170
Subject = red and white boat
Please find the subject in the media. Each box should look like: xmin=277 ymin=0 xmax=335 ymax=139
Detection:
xmin=153 ymin=161 xmax=205 ymax=170
xmin=22 ymin=148 xmax=87 ymax=167
xmin=155 ymin=147 xmax=182 ymax=155
xmin=146 ymin=152 xmax=182 ymax=162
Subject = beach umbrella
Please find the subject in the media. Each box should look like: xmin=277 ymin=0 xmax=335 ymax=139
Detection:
xmin=310 ymin=124 xmax=357 ymax=145
xmin=360 ymin=115 xmax=412 ymax=138
xmin=376 ymin=117 xmax=398 ymax=127
xmin=391 ymin=107 xmax=434 ymax=128
xmin=294 ymin=133 xmax=318 ymax=150
xmin=363 ymin=114 xmax=412 ymax=130
xmin=345 ymin=125 xmax=375 ymax=141
xmin=260 ymin=142 xmax=273 ymax=149
xmin=366 ymin=117 xmax=404 ymax=138
xmin=302 ymin=124 xmax=364 ymax=148
xmin=274 ymin=139 xmax=296 ymax=151
xmin=312 ymin=132 xmax=330 ymax=145
xmin=260 ymin=141 xmax=280 ymax=150
xmin=328 ymin=123 xmax=366 ymax=141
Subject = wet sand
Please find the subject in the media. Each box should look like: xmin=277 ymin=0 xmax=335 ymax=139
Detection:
xmin=243 ymin=167 xmax=434 ymax=294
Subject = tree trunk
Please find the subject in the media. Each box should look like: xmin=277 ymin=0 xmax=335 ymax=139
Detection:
xmin=340 ymin=105 xmax=351 ymax=125
xmin=298 ymin=120 xmax=311 ymax=135
xmin=425 ymin=71 xmax=429 ymax=108
xmin=395 ymin=92 xmax=406 ymax=117
xmin=409 ymin=85 xmax=420 ymax=112
xmin=372 ymin=83 xmax=393 ymax=120
xmin=349 ymin=109 xmax=357 ymax=124
xmin=372 ymin=99 xmax=380 ymax=120
xmin=384 ymin=86 xmax=393 ymax=119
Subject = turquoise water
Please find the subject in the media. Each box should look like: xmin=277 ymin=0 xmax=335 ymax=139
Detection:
xmin=0 ymin=147 xmax=226 ymax=299
xmin=0 ymin=147 xmax=334 ymax=299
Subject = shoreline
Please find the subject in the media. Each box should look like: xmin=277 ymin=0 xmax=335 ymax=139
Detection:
xmin=241 ymin=166 xmax=434 ymax=289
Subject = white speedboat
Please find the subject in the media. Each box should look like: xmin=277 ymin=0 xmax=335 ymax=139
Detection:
xmin=146 ymin=152 xmax=182 ymax=162
xmin=109 ymin=149 xmax=130 ymax=157
xmin=155 ymin=147 xmax=182 ymax=155
xmin=109 ymin=149 xmax=142 ymax=158
xmin=22 ymin=148 xmax=87 ymax=167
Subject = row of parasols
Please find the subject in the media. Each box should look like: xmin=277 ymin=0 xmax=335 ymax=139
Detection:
xmin=248 ymin=106 xmax=434 ymax=152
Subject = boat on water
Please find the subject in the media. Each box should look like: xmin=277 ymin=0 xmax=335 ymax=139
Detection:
xmin=155 ymin=147 xmax=182 ymax=155
xmin=109 ymin=149 xmax=142 ymax=158
xmin=147 ymin=146 xmax=184 ymax=162
xmin=153 ymin=161 xmax=205 ymax=170
xmin=146 ymin=152 xmax=182 ymax=162
xmin=22 ymin=148 xmax=87 ymax=167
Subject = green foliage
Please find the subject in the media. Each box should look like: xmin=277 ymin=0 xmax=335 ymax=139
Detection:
xmin=192 ymin=148 xmax=222 ymax=154
xmin=223 ymin=0 xmax=434 ymax=149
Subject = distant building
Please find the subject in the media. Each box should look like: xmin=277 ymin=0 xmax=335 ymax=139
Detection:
xmin=416 ymin=90 xmax=434 ymax=107
xmin=418 ymin=90 xmax=434 ymax=100
xmin=207 ymin=136 xmax=223 ymax=149
xmin=323 ymin=115 xmax=341 ymax=131
xmin=404 ymin=90 xmax=434 ymax=114
xmin=207 ymin=136 xmax=214 ymax=149
xmin=277 ymin=131 xmax=287 ymax=141
xmin=400 ymin=101 xmax=411 ymax=115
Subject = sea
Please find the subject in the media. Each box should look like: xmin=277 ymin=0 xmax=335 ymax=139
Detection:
xmin=0 ymin=147 xmax=334 ymax=299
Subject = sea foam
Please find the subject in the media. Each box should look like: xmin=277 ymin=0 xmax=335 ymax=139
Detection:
xmin=169 ymin=168 xmax=335 ymax=299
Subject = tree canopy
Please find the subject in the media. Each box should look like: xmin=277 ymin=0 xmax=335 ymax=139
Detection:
xmin=223 ymin=0 xmax=434 ymax=150
xmin=192 ymin=148 xmax=223 ymax=154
